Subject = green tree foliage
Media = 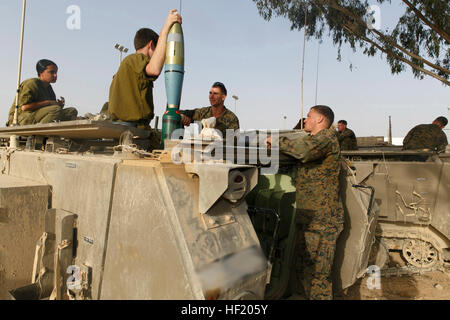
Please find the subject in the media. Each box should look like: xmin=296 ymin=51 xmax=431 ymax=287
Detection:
xmin=253 ymin=0 xmax=450 ymax=85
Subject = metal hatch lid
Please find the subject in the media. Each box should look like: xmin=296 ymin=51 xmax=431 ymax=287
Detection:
xmin=0 ymin=120 xmax=150 ymax=140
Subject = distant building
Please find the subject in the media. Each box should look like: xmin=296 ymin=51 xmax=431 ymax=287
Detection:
xmin=384 ymin=137 xmax=404 ymax=146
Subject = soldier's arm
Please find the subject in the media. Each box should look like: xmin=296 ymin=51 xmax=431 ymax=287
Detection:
xmin=437 ymin=133 xmax=448 ymax=152
xmin=178 ymin=109 xmax=196 ymax=119
xmin=18 ymin=81 xmax=58 ymax=112
xmin=230 ymin=117 xmax=240 ymax=130
xmin=279 ymin=134 xmax=332 ymax=163
xmin=145 ymin=10 xmax=182 ymax=78
xmin=21 ymin=100 xmax=59 ymax=112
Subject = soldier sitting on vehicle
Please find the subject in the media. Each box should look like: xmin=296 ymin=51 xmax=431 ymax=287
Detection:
xmin=336 ymin=120 xmax=358 ymax=151
xmin=7 ymin=59 xmax=78 ymax=126
xmin=402 ymin=117 xmax=448 ymax=152
xmin=179 ymin=82 xmax=240 ymax=138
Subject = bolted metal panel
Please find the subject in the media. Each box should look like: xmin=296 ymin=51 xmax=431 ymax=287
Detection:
xmin=0 ymin=175 xmax=49 ymax=299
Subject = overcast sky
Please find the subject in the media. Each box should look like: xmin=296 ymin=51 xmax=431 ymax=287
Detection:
xmin=0 ymin=0 xmax=448 ymax=139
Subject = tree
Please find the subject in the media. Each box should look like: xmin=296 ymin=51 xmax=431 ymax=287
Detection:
xmin=253 ymin=0 xmax=450 ymax=86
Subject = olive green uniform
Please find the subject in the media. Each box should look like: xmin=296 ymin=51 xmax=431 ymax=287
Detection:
xmin=180 ymin=106 xmax=239 ymax=137
xmin=337 ymin=128 xmax=358 ymax=150
xmin=402 ymin=123 xmax=448 ymax=152
xmin=279 ymin=128 xmax=344 ymax=300
xmin=7 ymin=78 xmax=77 ymax=126
xmin=108 ymin=53 xmax=157 ymax=127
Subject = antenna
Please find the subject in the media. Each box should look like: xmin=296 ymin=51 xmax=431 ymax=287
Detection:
xmin=179 ymin=0 xmax=182 ymax=14
xmin=12 ymin=0 xmax=27 ymax=127
xmin=315 ymin=43 xmax=320 ymax=105
xmin=300 ymin=0 xmax=309 ymax=130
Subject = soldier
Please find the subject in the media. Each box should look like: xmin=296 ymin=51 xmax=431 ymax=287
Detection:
xmin=179 ymin=82 xmax=240 ymax=137
xmin=108 ymin=10 xmax=182 ymax=129
xmin=7 ymin=59 xmax=78 ymax=126
xmin=336 ymin=120 xmax=358 ymax=150
xmin=266 ymin=105 xmax=344 ymax=300
xmin=403 ymin=117 xmax=448 ymax=152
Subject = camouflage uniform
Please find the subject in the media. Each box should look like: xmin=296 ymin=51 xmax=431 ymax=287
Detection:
xmin=279 ymin=128 xmax=344 ymax=300
xmin=7 ymin=78 xmax=78 ymax=126
xmin=337 ymin=128 xmax=358 ymax=150
xmin=180 ymin=106 xmax=239 ymax=137
xmin=108 ymin=53 xmax=157 ymax=126
xmin=402 ymin=124 xmax=448 ymax=152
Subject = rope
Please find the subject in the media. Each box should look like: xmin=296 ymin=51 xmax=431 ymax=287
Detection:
xmin=49 ymin=240 xmax=71 ymax=300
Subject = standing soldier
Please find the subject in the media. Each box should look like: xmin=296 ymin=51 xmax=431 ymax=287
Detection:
xmin=266 ymin=105 xmax=344 ymax=300
xmin=336 ymin=120 xmax=358 ymax=150
xmin=402 ymin=117 xmax=448 ymax=152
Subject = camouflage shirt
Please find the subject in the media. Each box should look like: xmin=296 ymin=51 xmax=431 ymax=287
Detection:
xmin=7 ymin=78 xmax=56 ymax=125
xmin=279 ymin=128 xmax=344 ymax=227
xmin=108 ymin=53 xmax=157 ymax=125
xmin=180 ymin=106 xmax=240 ymax=137
xmin=337 ymin=128 xmax=358 ymax=150
xmin=402 ymin=124 xmax=448 ymax=152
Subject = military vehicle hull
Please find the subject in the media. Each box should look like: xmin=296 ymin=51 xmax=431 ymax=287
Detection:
xmin=342 ymin=150 xmax=450 ymax=275
xmin=0 ymin=121 xmax=268 ymax=300
xmin=0 ymin=124 xmax=384 ymax=300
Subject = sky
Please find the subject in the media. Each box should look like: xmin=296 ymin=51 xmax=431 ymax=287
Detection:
xmin=0 ymin=0 xmax=449 ymax=140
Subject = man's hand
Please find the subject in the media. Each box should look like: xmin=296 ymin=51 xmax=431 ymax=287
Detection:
xmin=165 ymin=9 xmax=182 ymax=30
xmin=181 ymin=114 xmax=192 ymax=126
xmin=266 ymin=136 xmax=272 ymax=149
xmin=57 ymin=97 xmax=65 ymax=107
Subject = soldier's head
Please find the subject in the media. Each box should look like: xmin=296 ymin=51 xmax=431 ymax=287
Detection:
xmin=433 ymin=117 xmax=448 ymax=129
xmin=134 ymin=28 xmax=159 ymax=57
xmin=304 ymin=105 xmax=335 ymax=135
xmin=36 ymin=59 xmax=58 ymax=84
xmin=209 ymin=82 xmax=227 ymax=108
xmin=337 ymin=120 xmax=348 ymax=133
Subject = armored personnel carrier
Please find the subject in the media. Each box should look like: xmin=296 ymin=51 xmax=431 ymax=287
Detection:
xmin=0 ymin=121 xmax=269 ymax=300
xmin=0 ymin=124 xmax=377 ymax=300
xmin=341 ymin=147 xmax=450 ymax=276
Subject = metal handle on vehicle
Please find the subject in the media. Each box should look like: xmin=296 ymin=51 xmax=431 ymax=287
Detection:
xmin=247 ymin=206 xmax=281 ymax=264
xmin=352 ymin=184 xmax=375 ymax=216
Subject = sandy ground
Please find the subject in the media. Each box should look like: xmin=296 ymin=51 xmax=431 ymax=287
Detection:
xmin=337 ymin=251 xmax=450 ymax=300
xmin=335 ymin=270 xmax=450 ymax=300
xmin=288 ymin=252 xmax=450 ymax=300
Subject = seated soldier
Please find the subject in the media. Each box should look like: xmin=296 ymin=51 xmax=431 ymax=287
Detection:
xmin=403 ymin=117 xmax=448 ymax=152
xmin=7 ymin=59 xmax=78 ymax=126
xmin=179 ymin=82 xmax=239 ymax=138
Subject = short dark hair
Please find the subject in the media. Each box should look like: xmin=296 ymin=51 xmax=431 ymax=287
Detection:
xmin=36 ymin=59 xmax=57 ymax=76
xmin=212 ymin=82 xmax=227 ymax=95
xmin=435 ymin=116 xmax=448 ymax=127
xmin=134 ymin=28 xmax=159 ymax=50
xmin=311 ymin=105 xmax=334 ymax=128
xmin=338 ymin=120 xmax=347 ymax=126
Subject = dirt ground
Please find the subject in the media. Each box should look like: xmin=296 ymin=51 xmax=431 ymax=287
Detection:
xmin=288 ymin=252 xmax=450 ymax=300
xmin=335 ymin=270 xmax=450 ymax=300
xmin=337 ymin=252 xmax=450 ymax=300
